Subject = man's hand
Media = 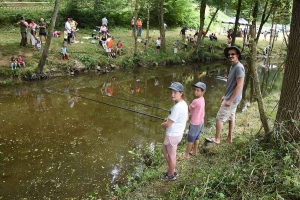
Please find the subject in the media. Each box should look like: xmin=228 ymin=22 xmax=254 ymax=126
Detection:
xmin=225 ymin=99 xmax=233 ymax=107
xmin=220 ymin=96 xmax=225 ymax=104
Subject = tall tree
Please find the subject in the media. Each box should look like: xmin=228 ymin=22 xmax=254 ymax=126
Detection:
xmin=255 ymin=1 xmax=273 ymax=42
xmin=202 ymin=6 xmax=220 ymax=39
xmin=274 ymin=0 xmax=300 ymax=141
xmin=158 ymin=0 xmax=166 ymax=52
xmin=248 ymin=0 xmax=270 ymax=135
xmin=133 ymin=0 xmax=139 ymax=56
xmin=36 ymin=0 xmax=60 ymax=74
xmin=146 ymin=0 xmax=151 ymax=49
xmin=196 ymin=0 xmax=206 ymax=57
xmin=231 ymin=0 xmax=242 ymax=46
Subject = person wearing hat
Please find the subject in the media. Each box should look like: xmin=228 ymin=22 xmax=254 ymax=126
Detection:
xmin=183 ymin=82 xmax=206 ymax=158
xmin=206 ymin=46 xmax=245 ymax=144
xmin=161 ymin=82 xmax=188 ymax=180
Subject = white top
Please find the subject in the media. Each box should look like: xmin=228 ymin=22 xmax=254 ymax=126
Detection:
xmin=166 ymin=100 xmax=188 ymax=137
xmin=156 ymin=39 xmax=161 ymax=46
xmin=102 ymin=17 xmax=108 ymax=25
xmin=65 ymin=21 xmax=71 ymax=33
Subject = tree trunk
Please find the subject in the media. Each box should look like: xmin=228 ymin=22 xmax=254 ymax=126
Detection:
xmin=196 ymin=0 xmax=206 ymax=57
xmin=202 ymin=7 xmax=220 ymax=39
xmin=159 ymin=0 xmax=166 ymax=52
xmin=231 ymin=0 xmax=242 ymax=46
xmin=249 ymin=1 xmax=270 ymax=136
xmin=242 ymin=59 xmax=252 ymax=102
xmin=146 ymin=0 xmax=150 ymax=49
xmin=255 ymin=1 xmax=272 ymax=43
xmin=274 ymin=0 xmax=300 ymax=141
xmin=133 ymin=0 xmax=139 ymax=56
xmin=36 ymin=0 xmax=60 ymax=74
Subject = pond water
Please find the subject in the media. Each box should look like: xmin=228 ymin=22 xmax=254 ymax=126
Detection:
xmin=0 ymin=62 xmax=282 ymax=198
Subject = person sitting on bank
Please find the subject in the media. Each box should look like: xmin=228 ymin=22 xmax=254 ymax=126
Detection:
xmin=209 ymin=33 xmax=217 ymax=41
xmin=17 ymin=55 xmax=26 ymax=68
xmin=188 ymin=34 xmax=197 ymax=45
xmin=99 ymin=32 xmax=108 ymax=49
xmin=10 ymin=56 xmax=18 ymax=70
xmin=212 ymin=33 xmax=218 ymax=41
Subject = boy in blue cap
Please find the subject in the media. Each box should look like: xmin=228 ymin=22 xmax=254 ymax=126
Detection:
xmin=183 ymin=82 xmax=206 ymax=158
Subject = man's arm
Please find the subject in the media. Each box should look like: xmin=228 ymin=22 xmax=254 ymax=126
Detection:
xmin=225 ymin=77 xmax=244 ymax=106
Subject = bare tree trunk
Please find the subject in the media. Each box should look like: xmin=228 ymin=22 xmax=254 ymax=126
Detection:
xmin=231 ymin=0 xmax=242 ymax=46
xmin=133 ymin=0 xmax=139 ymax=56
xmin=249 ymin=1 xmax=270 ymax=137
xmin=242 ymin=59 xmax=252 ymax=102
xmin=274 ymin=0 xmax=300 ymax=141
xmin=36 ymin=0 xmax=60 ymax=74
xmin=159 ymin=0 xmax=166 ymax=52
xmin=146 ymin=0 xmax=150 ymax=49
xmin=196 ymin=0 xmax=206 ymax=57
xmin=202 ymin=7 xmax=220 ymax=39
xmin=255 ymin=1 xmax=273 ymax=43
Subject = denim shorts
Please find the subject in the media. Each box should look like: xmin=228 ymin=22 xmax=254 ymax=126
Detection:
xmin=187 ymin=123 xmax=204 ymax=142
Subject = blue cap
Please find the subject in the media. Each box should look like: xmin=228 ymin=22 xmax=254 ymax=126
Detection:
xmin=169 ymin=82 xmax=184 ymax=92
xmin=192 ymin=82 xmax=206 ymax=91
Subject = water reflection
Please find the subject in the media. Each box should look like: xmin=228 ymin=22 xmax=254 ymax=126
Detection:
xmin=0 ymin=63 xmax=283 ymax=199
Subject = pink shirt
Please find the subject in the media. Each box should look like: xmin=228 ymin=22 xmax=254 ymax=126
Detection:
xmin=190 ymin=97 xmax=205 ymax=125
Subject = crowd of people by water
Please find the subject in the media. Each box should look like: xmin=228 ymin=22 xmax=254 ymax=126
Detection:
xmin=14 ymin=15 xmax=195 ymax=67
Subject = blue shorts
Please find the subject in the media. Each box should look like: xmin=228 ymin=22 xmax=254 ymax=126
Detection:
xmin=187 ymin=123 xmax=204 ymax=142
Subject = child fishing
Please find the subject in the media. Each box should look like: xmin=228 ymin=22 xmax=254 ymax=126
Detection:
xmin=182 ymin=82 xmax=206 ymax=159
xmin=161 ymin=82 xmax=188 ymax=180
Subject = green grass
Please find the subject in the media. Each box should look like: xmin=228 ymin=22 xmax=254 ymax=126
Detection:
xmin=104 ymin=93 xmax=300 ymax=199
xmin=0 ymin=22 xmax=287 ymax=85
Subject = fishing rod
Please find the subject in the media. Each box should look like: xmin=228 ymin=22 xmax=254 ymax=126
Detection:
xmin=45 ymin=88 xmax=165 ymax=121
xmin=103 ymin=95 xmax=169 ymax=112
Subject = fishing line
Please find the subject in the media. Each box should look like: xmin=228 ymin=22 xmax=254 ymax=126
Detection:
xmin=45 ymin=88 xmax=165 ymax=121
xmin=103 ymin=95 xmax=169 ymax=112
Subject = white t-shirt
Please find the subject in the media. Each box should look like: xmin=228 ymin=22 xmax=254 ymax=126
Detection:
xmin=65 ymin=21 xmax=71 ymax=33
xmin=156 ymin=39 xmax=161 ymax=47
xmin=166 ymin=100 xmax=188 ymax=137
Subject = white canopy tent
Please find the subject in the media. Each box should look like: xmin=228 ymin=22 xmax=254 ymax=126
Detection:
xmin=221 ymin=17 xmax=250 ymax=25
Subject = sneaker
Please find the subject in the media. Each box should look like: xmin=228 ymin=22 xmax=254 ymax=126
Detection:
xmin=161 ymin=172 xmax=177 ymax=180
xmin=163 ymin=171 xmax=178 ymax=177
xmin=174 ymin=171 xmax=178 ymax=177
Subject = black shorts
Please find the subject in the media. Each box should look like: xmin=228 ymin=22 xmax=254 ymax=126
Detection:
xmin=156 ymin=46 xmax=160 ymax=49
xmin=39 ymin=32 xmax=47 ymax=36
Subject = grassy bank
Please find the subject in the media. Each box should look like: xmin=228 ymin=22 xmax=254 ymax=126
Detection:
xmin=105 ymin=93 xmax=300 ymax=199
xmin=0 ymin=25 xmax=287 ymax=85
